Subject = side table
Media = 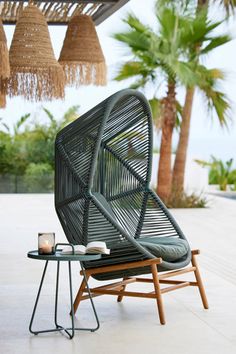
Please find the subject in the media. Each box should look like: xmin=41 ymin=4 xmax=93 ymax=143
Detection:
xmin=27 ymin=243 xmax=101 ymax=339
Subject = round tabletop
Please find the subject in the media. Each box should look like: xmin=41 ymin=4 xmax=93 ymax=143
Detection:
xmin=27 ymin=250 xmax=102 ymax=262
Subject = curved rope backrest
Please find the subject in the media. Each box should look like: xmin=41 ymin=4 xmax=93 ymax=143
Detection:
xmin=55 ymin=89 xmax=153 ymax=247
xmin=55 ymin=89 xmax=190 ymax=271
xmin=92 ymin=91 xmax=153 ymax=240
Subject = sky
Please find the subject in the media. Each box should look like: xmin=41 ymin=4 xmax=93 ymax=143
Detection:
xmin=1 ymin=0 xmax=236 ymax=164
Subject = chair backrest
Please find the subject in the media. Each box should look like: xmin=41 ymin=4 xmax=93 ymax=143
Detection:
xmin=55 ymin=89 xmax=154 ymax=246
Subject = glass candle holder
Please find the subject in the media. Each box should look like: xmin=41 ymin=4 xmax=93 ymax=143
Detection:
xmin=38 ymin=233 xmax=55 ymax=255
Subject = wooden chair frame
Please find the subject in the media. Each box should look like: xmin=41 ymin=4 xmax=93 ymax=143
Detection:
xmin=73 ymin=250 xmax=208 ymax=325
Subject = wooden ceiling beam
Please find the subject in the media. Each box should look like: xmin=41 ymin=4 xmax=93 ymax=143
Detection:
xmin=0 ymin=0 xmax=129 ymax=25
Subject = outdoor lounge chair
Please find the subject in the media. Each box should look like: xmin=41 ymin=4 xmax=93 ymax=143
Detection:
xmin=55 ymin=89 xmax=208 ymax=325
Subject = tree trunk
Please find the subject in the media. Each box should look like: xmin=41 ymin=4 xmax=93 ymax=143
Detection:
xmin=157 ymin=81 xmax=176 ymax=202
xmin=171 ymin=0 xmax=209 ymax=195
xmin=172 ymin=87 xmax=195 ymax=193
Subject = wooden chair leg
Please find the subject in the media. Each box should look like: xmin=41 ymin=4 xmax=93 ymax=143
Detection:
xmin=117 ymin=277 xmax=127 ymax=302
xmin=151 ymin=264 xmax=166 ymax=325
xmin=191 ymin=253 xmax=209 ymax=309
xmin=72 ymin=275 xmax=90 ymax=315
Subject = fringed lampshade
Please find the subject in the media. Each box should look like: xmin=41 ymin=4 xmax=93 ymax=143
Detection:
xmin=0 ymin=16 xmax=10 ymax=79
xmin=0 ymin=78 xmax=7 ymax=108
xmin=0 ymin=92 xmax=6 ymax=108
xmin=59 ymin=14 xmax=107 ymax=87
xmin=8 ymin=4 xmax=65 ymax=101
xmin=0 ymin=17 xmax=10 ymax=109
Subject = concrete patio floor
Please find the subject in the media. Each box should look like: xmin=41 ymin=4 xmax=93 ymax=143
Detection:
xmin=0 ymin=194 xmax=236 ymax=354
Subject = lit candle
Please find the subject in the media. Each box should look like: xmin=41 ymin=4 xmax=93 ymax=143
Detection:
xmin=40 ymin=240 xmax=52 ymax=254
xmin=38 ymin=232 xmax=55 ymax=255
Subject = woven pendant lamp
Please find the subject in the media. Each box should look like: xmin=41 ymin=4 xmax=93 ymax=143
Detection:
xmin=0 ymin=92 xmax=6 ymax=108
xmin=9 ymin=4 xmax=65 ymax=101
xmin=0 ymin=16 xmax=10 ymax=79
xmin=0 ymin=79 xmax=7 ymax=108
xmin=59 ymin=14 xmax=107 ymax=87
xmin=0 ymin=17 xmax=10 ymax=108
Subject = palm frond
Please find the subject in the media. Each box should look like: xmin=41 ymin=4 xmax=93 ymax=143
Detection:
xmin=149 ymin=96 xmax=182 ymax=131
xmin=172 ymin=61 xmax=197 ymax=86
xmin=14 ymin=114 xmax=31 ymax=135
xmin=207 ymin=68 xmax=225 ymax=80
xmin=124 ymin=14 xmax=149 ymax=33
xmin=175 ymin=99 xmax=183 ymax=130
xmin=114 ymin=61 xmax=153 ymax=81
xmin=149 ymin=97 xmax=163 ymax=129
xmin=194 ymin=65 xmax=230 ymax=126
xmin=130 ymin=77 xmax=149 ymax=89
xmin=155 ymin=0 xmax=195 ymax=15
xmin=201 ymin=35 xmax=231 ymax=54
xmin=43 ymin=108 xmax=55 ymax=123
xmin=216 ymin=0 xmax=236 ymax=16
xmin=195 ymin=159 xmax=213 ymax=168
xmin=113 ymin=31 xmax=151 ymax=54
xmin=1 ymin=122 xmax=10 ymax=132
xmin=63 ymin=106 xmax=79 ymax=122
xmin=157 ymin=7 xmax=180 ymax=44
xmin=205 ymin=89 xmax=231 ymax=127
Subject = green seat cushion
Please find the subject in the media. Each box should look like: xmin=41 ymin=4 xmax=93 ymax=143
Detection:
xmin=137 ymin=236 xmax=189 ymax=262
xmin=92 ymin=193 xmax=189 ymax=262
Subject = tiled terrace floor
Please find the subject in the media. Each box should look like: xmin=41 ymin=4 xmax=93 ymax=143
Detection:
xmin=0 ymin=194 xmax=236 ymax=354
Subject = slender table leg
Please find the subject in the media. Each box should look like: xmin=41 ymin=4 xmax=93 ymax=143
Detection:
xmin=29 ymin=261 xmax=50 ymax=334
xmin=79 ymin=262 xmax=100 ymax=332
xmin=53 ymin=261 xmax=74 ymax=339
xmin=68 ymin=261 xmax=75 ymax=339
xmin=54 ymin=261 xmax=64 ymax=331
xmin=29 ymin=260 xmax=100 ymax=338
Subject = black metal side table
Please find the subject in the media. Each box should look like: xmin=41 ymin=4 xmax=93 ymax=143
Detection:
xmin=27 ymin=243 xmax=101 ymax=339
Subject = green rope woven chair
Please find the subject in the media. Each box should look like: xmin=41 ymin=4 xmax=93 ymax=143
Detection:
xmin=55 ymin=89 xmax=208 ymax=324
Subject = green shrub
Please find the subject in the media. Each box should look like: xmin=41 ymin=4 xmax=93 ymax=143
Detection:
xmin=24 ymin=163 xmax=54 ymax=193
xmin=167 ymin=190 xmax=207 ymax=208
xmin=196 ymin=156 xmax=236 ymax=191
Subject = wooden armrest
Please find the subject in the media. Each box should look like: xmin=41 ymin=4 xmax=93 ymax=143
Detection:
xmin=80 ymin=257 xmax=162 ymax=276
xmin=191 ymin=249 xmax=200 ymax=255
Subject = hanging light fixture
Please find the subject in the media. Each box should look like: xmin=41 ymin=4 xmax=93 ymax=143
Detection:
xmin=0 ymin=76 xmax=7 ymax=108
xmin=0 ymin=16 xmax=10 ymax=79
xmin=0 ymin=17 xmax=10 ymax=108
xmin=0 ymin=93 xmax=6 ymax=109
xmin=0 ymin=77 xmax=7 ymax=108
xmin=59 ymin=14 xmax=107 ymax=87
xmin=8 ymin=4 xmax=65 ymax=101
xmin=0 ymin=80 xmax=7 ymax=108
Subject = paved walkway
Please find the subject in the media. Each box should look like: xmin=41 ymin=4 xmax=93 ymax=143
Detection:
xmin=0 ymin=194 xmax=236 ymax=354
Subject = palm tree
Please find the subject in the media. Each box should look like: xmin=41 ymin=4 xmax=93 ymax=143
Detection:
xmin=113 ymin=2 xmax=230 ymax=202
xmin=114 ymin=8 xmax=194 ymax=201
xmin=171 ymin=0 xmax=232 ymax=193
xmin=172 ymin=66 xmax=230 ymax=193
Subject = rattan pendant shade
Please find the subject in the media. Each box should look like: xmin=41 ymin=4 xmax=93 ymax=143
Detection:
xmin=0 ymin=17 xmax=10 ymax=79
xmin=0 ymin=93 xmax=6 ymax=108
xmin=59 ymin=14 xmax=107 ymax=87
xmin=0 ymin=78 xmax=7 ymax=108
xmin=0 ymin=17 xmax=10 ymax=108
xmin=8 ymin=4 xmax=65 ymax=101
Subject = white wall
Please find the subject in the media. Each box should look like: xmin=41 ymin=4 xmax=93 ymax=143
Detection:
xmin=150 ymin=153 xmax=208 ymax=193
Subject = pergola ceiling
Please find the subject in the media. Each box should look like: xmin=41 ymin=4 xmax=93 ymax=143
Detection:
xmin=0 ymin=0 xmax=129 ymax=26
